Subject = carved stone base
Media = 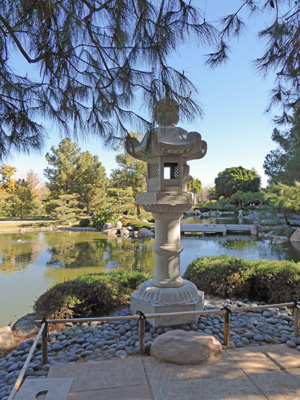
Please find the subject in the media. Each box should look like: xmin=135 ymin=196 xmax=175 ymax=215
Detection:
xmin=130 ymin=280 xmax=204 ymax=327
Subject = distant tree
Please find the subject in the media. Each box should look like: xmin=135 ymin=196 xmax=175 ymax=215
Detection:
xmin=188 ymin=178 xmax=202 ymax=196
xmin=0 ymin=164 xmax=17 ymax=216
xmin=214 ymin=167 xmax=261 ymax=198
xmin=26 ymin=169 xmax=45 ymax=212
xmin=44 ymin=138 xmax=107 ymax=213
xmin=44 ymin=138 xmax=80 ymax=195
xmin=0 ymin=164 xmax=16 ymax=194
xmin=75 ymin=151 xmax=107 ymax=215
xmin=45 ymin=194 xmax=80 ymax=224
xmin=264 ymin=116 xmax=300 ymax=185
xmin=107 ymin=187 xmax=135 ymax=215
xmin=10 ymin=179 xmax=35 ymax=219
xmin=111 ymin=136 xmax=146 ymax=216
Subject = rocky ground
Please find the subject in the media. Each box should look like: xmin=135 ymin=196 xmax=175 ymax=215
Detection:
xmin=0 ymin=296 xmax=300 ymax=400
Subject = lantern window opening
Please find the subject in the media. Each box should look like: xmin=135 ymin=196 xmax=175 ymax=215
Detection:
xmin=164 ymin=162 xmax=179 ymax=180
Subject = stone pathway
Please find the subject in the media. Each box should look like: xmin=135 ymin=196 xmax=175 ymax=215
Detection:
xmin=29 ymin=345 xmax=300 ymax=399
xmin=0 ymin=296 xmax=300 ymax=399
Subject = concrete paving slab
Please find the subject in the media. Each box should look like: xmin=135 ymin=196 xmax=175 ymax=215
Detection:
xmin=43 ymin=344 xmax=300 ymax=400
xmin=266 ymin=345 xmax=300 ymax=370
xmin=226 ymin=347 xmax=283 ymax=373
xmin=48 ymin=358 xmax=147 ymax=392
xmin=150 ymin=375 xmax=267 ymax=400
xmin=14 ymin=378 xmax=73 ymax=400
xmin=249 ymin=369 xmax=300 ymax=400
xmin=67 ymin=384 xmax=153 ymax=400
xmin=142 ymin=353 xmax=242 ymax=384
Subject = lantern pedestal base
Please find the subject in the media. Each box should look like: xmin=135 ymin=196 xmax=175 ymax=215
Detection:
xmin=130 ymin=279 xmax=204 ymax=327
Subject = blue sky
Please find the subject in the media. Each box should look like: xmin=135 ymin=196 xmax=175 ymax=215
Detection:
xmin=7 ymin=1 xmax=279 ymax=188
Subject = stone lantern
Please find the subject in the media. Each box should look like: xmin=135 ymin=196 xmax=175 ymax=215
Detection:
xmin=125 ymin=96 xmax=207 ymax=326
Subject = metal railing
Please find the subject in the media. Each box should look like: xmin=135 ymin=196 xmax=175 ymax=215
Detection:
xmin=7 ymin=301 xmax=300 ymax=400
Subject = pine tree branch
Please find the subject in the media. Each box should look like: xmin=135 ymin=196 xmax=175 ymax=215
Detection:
xmin=0 ymin=14 xmax=49 ymax=64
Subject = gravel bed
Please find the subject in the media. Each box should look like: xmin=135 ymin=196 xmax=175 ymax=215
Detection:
xmin=0 ymin=296 xmax=299 ymax=399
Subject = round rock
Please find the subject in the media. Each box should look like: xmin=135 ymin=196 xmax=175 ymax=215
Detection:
xmin=12 ymin=314 xmax=38 ymax=336
xmin=150 ymin=329 xmax=222 ymax=365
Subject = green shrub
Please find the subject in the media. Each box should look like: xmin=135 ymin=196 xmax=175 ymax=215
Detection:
xmin=34 ymin=269 xmax=149 ymax=319
xmin=122 ymin=219 xmax=151 ymax=230
xmin=183 ymin=255 xmax=300 ymax=303
xmin=122 ymin=219 xmax=139 ymax=227
xmin=93 ymin=208 xmax=117 ymax=230
xmin=79 ymin=219 xmax=90 ymax=227
xmin=131 ymin=221 xmax=151 ymax=230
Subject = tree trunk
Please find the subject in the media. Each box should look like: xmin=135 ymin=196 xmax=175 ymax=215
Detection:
xmin=280 ymin=206 xmax=290 ymax=225
xmin=136 ymin=203 xmax=140 ymax=217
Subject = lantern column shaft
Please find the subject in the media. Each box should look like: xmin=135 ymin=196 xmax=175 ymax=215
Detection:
xmin=151 ymin=212 xmax=184 ymax=288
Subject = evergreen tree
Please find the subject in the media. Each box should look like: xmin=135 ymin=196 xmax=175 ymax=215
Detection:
xmin=45 ymin=194 xmax=80 ymax=224
xmin=75 ymin=151 xmax=108 ymax=214
xmin=111 ymin=137 xmax=146 ymax=216
xmin=266 ymin=181 xmax=300 ymax=224
xmin=264 ymin=117 xmax=300 ymax=185
xmin=10 ymin=179 xmax=36 ymax=219
xmin=107 ymin=187 xmax=135 ymax=215
xmin=44 ymin=138 xmax=107 ymax=213
xmin=44 ymin=138 xmax=80 ymax=195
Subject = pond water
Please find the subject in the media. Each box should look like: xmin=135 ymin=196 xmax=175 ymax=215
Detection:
xmin=1 ymin=229 xmax=300 ymax=327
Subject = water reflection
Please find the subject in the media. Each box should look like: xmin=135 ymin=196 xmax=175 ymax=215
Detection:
xmin=43 ymin=231 xmax=155 ymax=272
xmin=180 ymin=235 xmax=300 ymax=275
xmin=0 ymin=232 xmax=47 ymax=274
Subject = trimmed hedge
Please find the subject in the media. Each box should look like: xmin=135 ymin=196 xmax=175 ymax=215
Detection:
xmin=183 ymin=255 xmax=300 ymax=304
xmin=34 ymin=270 xmax=149 ymax=319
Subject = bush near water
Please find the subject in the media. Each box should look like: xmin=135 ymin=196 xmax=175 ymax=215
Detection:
xmin=34 ymin=256 xmax=300 ymax=320
xmin=183 ymin=255 xmax=300 ymax=304
xmin=34 ymin=270 xmax=149 ymax=319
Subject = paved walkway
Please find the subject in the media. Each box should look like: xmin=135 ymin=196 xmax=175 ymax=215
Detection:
xmin=42 ymin=344 xmax=300 ymax=400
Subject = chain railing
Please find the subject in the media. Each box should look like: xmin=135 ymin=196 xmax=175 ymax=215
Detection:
xmin=7 ymin=300 xmax=300 ymax=400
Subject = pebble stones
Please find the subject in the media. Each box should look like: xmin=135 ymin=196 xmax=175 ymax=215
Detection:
xmin=0 ymin=297 xmax=299 ymax=399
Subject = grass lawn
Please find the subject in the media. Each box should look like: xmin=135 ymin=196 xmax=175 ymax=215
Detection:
xmin=0 ymin=219 xmax=57 ymax=230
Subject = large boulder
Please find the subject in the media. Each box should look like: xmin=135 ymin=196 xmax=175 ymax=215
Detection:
xmin=102 ymin=228 xmax=118 ymax=236
xmin=120 ymin=227 xmax=129 ymax=236
xmin=290 ymin=228 xmax=300 ymax=242
xmin=150 ymin=329 xmax=222 ymax=365
xmin=0 ymin=326 xmax=15 ymax=349
xmin=102 ymin=222 xmax=112 ymax=231
xmin=12 ymin=314 xmax=38 ymax=336
xmin=138 ymin=228 xmax=154 ymax=237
